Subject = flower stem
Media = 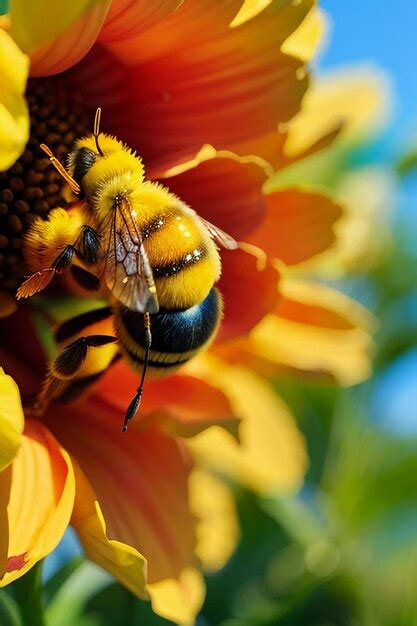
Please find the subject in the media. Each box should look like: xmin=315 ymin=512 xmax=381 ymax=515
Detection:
xmin=13 ymin=561 xmax=46 ymax=626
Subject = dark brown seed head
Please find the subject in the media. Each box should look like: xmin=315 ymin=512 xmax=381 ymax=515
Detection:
xmin=0 ymin=79 xmax=90 ymax=293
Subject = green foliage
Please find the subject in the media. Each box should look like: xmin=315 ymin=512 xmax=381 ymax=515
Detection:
xmin=86 ymin=584 xmax=169 ymax=626
xmin=0 ymin=590 xmax=23 ymax=626
xmin=45 ymin=561 xmax=112 ymax=626
xmin=12 ymin=561 xmax=46 ymax=626
xmin=397 ymin=148 xmax=417 ymax=176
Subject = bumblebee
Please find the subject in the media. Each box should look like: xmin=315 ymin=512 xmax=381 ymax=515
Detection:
xmin=17 ymin=109 xmax=237 ymax=430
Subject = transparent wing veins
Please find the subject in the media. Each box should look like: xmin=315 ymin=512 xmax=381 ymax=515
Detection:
xmin=102 ymin=197 xmax=159 ymax=313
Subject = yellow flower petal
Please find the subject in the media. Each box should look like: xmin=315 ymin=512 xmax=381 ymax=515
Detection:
xmin=0 ymin=420 xmax=75 ymax=585
xmin=9 ymin=0 xmax=105 ymax=53
xmin=285 ymin=66 xmax=390 ymax=158
xmin=70 ymin=454 xmax=205 ymax=623
xmin=189 ymin=468 xmax=239 ymax=573
xmin=0 ymin=369 xmax=24 ymax=473
xmin=71 ymin=460 xmax=148 ymax=599
xmin=187 ymin=357 xmax=307 ymax=494
xmin=249 ymin=278 xmax=374 ymax=385
xmin=278 ymin=277 xmax=375 ymax=330
xmin=148 ymin=567 xmax=205 ymax=626
xmin=0 ymin=16 xmax=11 ymax=31
xmin=0 ymin=28 xmax=29 ymax=171
xmin=9 ymin=0 xmax=111 ymax=75
xmin=230 ymin=0 xmax=273 ymax=27
xmin=315 ymin=168 xmax=394 ymax=276
xmin=282 ymin=6 xmax=327 ymax=62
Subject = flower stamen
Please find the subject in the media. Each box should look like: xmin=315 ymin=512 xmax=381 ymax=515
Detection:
xmin=0 ymin=80 xmax=90 ymax=292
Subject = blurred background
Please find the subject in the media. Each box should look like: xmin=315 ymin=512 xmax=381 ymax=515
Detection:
xmin=13 ymin=3 xmax=417 ymax=625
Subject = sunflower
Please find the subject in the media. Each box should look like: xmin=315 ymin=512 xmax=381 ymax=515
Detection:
xmin=0 ymin=1 xmax=372 ymax=623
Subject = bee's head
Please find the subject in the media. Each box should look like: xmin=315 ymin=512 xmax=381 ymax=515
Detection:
xmin=67 ymin=135 xmax=124 ymax=189
xmin=68 ymin=144 xmax=97 ymax=190
xmin=67 ymin=133 xmax=144 ymax=200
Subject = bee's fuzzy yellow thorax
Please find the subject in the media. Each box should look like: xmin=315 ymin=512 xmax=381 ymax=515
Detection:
xmin=129 ymin=180 xmax=182 ymax=210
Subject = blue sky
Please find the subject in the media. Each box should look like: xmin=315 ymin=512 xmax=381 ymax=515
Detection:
xmin=318 ymin=4 xmax=417 ymax=438
xmin=320 ymin=1 xmax=417 ymax=136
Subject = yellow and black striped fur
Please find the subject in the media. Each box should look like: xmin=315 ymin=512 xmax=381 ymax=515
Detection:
xmin=18 ymin=116 xmax=235 ymax=429
xmin=68 ymin=135 xmax=222 ymax=311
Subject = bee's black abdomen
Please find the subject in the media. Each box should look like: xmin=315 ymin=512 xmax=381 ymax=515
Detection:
xmin=121 ymin=287 xmax=220 ymax=353
xmin=115 ymin=288 xmax=222 ymax=372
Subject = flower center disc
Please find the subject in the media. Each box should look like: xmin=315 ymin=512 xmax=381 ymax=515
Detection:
xmin=0 ymin=80 xmax=90 ymax=292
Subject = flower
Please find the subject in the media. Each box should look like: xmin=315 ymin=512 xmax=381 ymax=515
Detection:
xmin=282 ymin=66 xmax=393 ymax=277
xmin=1 ymin=311 xmax=308 ymax=624
xmin=0 ymin=1 xmax=374 ymax=624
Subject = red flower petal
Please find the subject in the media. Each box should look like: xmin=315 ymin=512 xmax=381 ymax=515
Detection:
xmin=161 ymin=150 xmax=268 ymax=239
xmin=58 ymin=0 xmax=312 ymax=172
xmin=88 ymin=360 xmax=239 ymax=438
xmin=0 ymin=308 xmax=46 ymax=396
xmin=47 ymin=402 xmax=195 ymax=582
xmin=99 ymin=0 xmax=182 ymax=46
xmin=248 ymin=188 xmax=343 ymax=265
xmin=218 ymin=248 xmax=280 ymax=341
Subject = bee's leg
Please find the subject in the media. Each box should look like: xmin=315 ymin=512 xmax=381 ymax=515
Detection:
xmin=16 ymin=220 xmax=100 ymax=299
xmin=122 ymin=312 xmax=152 ymax=432
xmin=54 ymin=334 xmax=117 ymax=378
xmin=16 ymin=247 xmax=76 ymax=299
xmin=34 ymin=306 xmax=118 ymax=412
xmin=37 ymin=333 xmax=118 ymax=412
xmin=70 ymin=266 xmax=101 ymax=292
xmin=50 ymin=224 xmax=100 ymax=272
xmin=76 ymin=225 xmax=101 ymax=265
xmin=68 ymin=225 xmax=102 ymax=291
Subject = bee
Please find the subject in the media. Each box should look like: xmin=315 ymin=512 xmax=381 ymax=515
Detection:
xmin=17 ymin=109 xmax=237 ymax=430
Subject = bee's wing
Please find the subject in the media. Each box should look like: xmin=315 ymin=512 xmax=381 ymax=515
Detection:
xmin=182 ymin=205 xmax=238 ymax=250
xmin=102 ymin=197 xmax=159 ymax=313
xmin=199 ymin=217 xmax=238 ymax=250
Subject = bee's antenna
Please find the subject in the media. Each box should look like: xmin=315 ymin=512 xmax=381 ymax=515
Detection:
xmin=122 ymin=312 xmax=152 ymax=432
xmin=93 ymin=107 xmax=104 ymax=157
xmin=40 ymin=144 xmax=81 ymax=194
